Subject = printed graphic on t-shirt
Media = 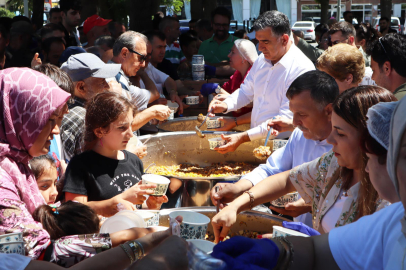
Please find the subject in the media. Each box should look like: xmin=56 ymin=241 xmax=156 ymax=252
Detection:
xmin=110 ymin=173 xmax=141 ymax=192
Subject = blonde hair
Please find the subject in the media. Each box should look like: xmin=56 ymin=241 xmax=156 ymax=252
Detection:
xmin=317 ymin=43 xmax=365 ymax=84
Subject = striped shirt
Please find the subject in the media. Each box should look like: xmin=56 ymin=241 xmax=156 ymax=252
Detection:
xmin=165 ymin=42 xmax=185 ymax=66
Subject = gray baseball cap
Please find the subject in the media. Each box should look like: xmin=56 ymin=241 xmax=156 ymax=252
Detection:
xmin=60 ymin=53 xmax=121 ymax=82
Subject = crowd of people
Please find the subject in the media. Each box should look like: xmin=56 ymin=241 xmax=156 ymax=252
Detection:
xmin=0 ymin=1 xmax=405 ymax=269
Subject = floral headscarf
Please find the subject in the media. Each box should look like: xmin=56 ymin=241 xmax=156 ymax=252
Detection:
xmin=0 ymin=68 xmax=70 ymax=213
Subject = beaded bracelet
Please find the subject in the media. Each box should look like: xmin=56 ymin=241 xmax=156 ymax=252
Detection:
xmin=244 ymin=191 xmax=254 ymax=210
xmin=120 ymin=244 xmax=134 ymax=264
xmin=127 ymin=240 xmax=145 ymax=261
xmin=233 ymin=117 xmax=238 ymax=127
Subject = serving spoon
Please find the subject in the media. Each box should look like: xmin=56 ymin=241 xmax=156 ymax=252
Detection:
xmin=195 ymin=108 xmax=213 ymax=138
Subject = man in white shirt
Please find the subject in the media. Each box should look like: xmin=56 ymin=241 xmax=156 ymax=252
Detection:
xmin=208 ymin=11 xmax=315 ymax=154
xmin=211 ymin=70 xmax=339 ymax=227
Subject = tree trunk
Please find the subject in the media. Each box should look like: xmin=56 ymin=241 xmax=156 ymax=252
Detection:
xmin=320 ymin=0 xmax=330 ymax=25
xmin=191 ymin=0 xmax=203 ymax=20
xmin=80 ymin=0 xmax=98 ymax=25
xmin=380 ymin=0 xmax=392 ymax=19
xmin=128 ymin=0 xmax=159 ymax=32
xmin=203 ymin=0 xmax=217 ymax=19
xmin=31 ymin=0 xmax=43 ymax=30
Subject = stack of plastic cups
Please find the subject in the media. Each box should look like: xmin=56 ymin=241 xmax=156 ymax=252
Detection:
xmin=192 ymin=55 xmax=205 ymax=81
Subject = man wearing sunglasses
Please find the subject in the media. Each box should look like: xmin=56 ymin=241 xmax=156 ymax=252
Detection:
xmin=328 ymin=21 xmax=356 ymax=47
xmin=109 ymin=31 xmax=172 ymax=130
xmin=368 ymin=33 xmax=406 ymax=100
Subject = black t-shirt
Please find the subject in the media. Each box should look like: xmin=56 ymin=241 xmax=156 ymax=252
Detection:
xmin=157 ymin=58 xmax=180 ymax=81
xmin=63 ymin=150 xmax=144 ymax=201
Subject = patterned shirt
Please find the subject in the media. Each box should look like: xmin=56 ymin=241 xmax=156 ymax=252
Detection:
xmin=289 ymin=150 xmax=359 ymax=233
xmin=165 ymin=42 xmax=185 ymax=66
xmin=60 ymin=97 xmax=86 ymax=161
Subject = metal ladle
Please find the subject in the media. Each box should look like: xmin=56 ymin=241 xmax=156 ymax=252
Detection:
xmin=195 ymin=108 xmax=213 ymax=138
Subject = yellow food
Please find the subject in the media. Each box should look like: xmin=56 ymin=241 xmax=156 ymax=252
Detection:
xmin=253 ymin=146 xmax=272 ymax=160
xmin=149 ymin=162 xmax=256 ymax=178
xmin=197 ymin=114 xmax=205 ymax=123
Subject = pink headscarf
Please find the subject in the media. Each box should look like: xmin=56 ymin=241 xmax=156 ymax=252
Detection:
xmin=0 ymin=68 xmax=70 ymax=213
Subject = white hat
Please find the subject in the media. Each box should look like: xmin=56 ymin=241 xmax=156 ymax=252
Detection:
xmin=234 ymin=39 xmax=258 ymax=65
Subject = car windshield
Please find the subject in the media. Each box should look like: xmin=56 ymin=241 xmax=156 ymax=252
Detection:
xmin=391 ymin=19 xmax=399 ymax=25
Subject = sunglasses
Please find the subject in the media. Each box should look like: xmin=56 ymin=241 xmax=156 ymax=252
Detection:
xmin=127 ymin=47 xmax=147 ymax=62
xmin=378 ymin=37 xmax=390 ymax=60
xmin=327 ymin=36 xmax=349 ymax=47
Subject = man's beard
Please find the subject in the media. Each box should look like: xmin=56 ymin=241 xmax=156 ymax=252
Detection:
xmin=215 ymin=30 xmax=227 ymax=39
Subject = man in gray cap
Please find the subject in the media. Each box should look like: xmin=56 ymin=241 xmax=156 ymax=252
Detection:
xmin=5 ymin=21 xmax=33 ymax=68
xmin=60 ymin=53 xmax=121 ymax=160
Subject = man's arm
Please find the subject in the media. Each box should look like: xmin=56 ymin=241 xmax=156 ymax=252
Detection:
xmin=131 ymin=105 xmax=171 ymax=131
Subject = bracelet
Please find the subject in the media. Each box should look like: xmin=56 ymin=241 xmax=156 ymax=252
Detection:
xmin=233 ymin=117 xmax=238 ymax=127
xmin=244 ymin=191 xmax=254 ymax=210
xmin=274 ymin=237 xmax=294 ymax=269
xmin=120 ymin=244 xmax=134 ymax=264
xmin=127 ymin=240 xmax=145 ymax=261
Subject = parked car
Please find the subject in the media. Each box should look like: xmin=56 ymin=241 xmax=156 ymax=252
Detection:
xmin=292 ymin=21 xmax=316 ymax=41
xmin=372 ymin=17 xmax=401 ymax=33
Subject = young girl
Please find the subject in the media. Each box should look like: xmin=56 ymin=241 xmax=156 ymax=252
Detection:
xmin=63 ymin=92 xmax=168 ymax=217
xmin=29 ymin=155 xmax=59 ymax=205
xmin=32 ymin=201 xmax=100 ymax=239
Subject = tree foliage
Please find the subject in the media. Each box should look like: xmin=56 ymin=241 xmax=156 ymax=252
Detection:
xmin=0 ymin=7 xmax=15 ymax=18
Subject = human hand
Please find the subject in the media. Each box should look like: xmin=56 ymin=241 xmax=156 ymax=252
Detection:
xmin=133 ymin=145 xmax=147 ymax=159
xmin=200 ymin=83 xmax=219 ymax=96
xmin=132 ymin=236 xmax=188 ymax=270
xmin=210 ymin=182 xmax=244 ymax=208
xmin=211 ymin=236 xmax=279 ymax=270
xmin=267 ymin=115 xmax=295 ymax=134
xmin=107 ymin=197 xmax=136 ymax=217
xmin=151 ymin=105 xmax=172 ymax=121
xmin=213 ymin=133 xmax=243 ymax=154
xmin=146 ymin=195 xmax=169 ymax=209
xmin=204 ymin=64 xmax=216 ymax=77
xmin=208 ymin=100 xmax=228 ymax=117
xmin=108 ymin=80 xmax=123 ymax=95
xmin=31 ymin=53 xmax=42 ymax=68
xmin=268 ymin=198 xmax=312 ymax=217
xmin=215 ymin=117 xmax=235 ymax=131
xmin=170 ymin=93 xmax=184 ymax=114
xmin=211 ymin=204 xmax=238 ymax=243
xmin=121 ymin=181 xmax=156 ymax=205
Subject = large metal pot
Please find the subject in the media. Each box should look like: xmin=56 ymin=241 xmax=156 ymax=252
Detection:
xmin=140 ymin=132 xmax=272 ymax=207
xmin=157 ymin=116 xmax=250 ymax=133
xmin=159 ymin=207 xmax=290 ymax=235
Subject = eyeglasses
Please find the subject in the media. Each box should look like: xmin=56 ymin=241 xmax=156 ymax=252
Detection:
xmin=378 ymin=37 xmax=390 ymax=60
xmin=213 ymin=23 xmax=229 ymax=28
xmin=126 ymin=47 xmax=147 ymax=62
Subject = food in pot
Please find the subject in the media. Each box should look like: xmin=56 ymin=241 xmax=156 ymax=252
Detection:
xmin=253 ymin=146 xmax=272 ymax=160
xmin=205 ymin=229 xmax=260 ymax=242
xmin=197 ymin=113 xmax=205 ymax=123
xmin=149 ymin=162 xmax=256 ymax=178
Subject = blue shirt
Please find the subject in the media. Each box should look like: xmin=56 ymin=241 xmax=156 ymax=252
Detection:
xmin=329 ymin=202 xmax=405 ymax=270
xmin=243 ymin=128 xmax=332 ymax=185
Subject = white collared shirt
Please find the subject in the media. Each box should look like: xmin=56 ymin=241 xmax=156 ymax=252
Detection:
xmin=140 ymin=64 xmax=170 ymax=98
xmin=223 ymin=45 xmax=315 ymax=141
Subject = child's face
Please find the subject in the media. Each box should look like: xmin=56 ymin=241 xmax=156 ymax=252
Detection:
xmin=100 ymin=109 xmax=134 ymax=151
xmin=37 ymin=166 xmax=58 ymax=204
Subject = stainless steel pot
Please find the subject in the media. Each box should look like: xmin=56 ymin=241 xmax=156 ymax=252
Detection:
xmin=139 ymin=132 xmax=273 ymax=207
xmin=159 ymin=206 xmax=290 ymax=235
xmin=157 ymin=116 xmax=250 ymax=133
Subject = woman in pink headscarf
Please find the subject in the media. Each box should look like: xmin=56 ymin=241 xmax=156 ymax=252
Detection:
xmin=0 ymin=68 xmax=174 ymax=266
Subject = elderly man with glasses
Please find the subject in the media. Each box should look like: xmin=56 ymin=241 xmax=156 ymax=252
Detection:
xmin=109 ymin=31 xmax=172 ymax=156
